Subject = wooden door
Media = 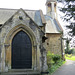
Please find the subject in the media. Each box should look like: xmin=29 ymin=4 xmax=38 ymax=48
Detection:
xmin=12 ymin=31 xmax=32 ymax=69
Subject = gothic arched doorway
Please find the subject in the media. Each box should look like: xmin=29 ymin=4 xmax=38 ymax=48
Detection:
xmin=11 ymin=31 xmax=32 ymax=69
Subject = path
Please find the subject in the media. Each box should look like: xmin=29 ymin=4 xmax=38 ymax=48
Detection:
xmin=52 ymin=60 xmax=75 ymax=75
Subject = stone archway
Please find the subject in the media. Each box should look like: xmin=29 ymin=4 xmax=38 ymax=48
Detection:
xmin=4 ymin=24 xmax=37 ymax=70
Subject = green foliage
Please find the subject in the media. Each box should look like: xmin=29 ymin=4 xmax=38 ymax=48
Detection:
xmin=64 ymin=38 xmax=75 ymax=55
xmin=65 ymin=48 xmax=73 ymax=54
xmin=58 ymin=0 xmax=75 ymax=36
xmin=72 ymin=48 xmax=75 ymax=55
xmin=68 ymin=49 xmax=73 ymax=54
xmin=65 ymin=48 xmax=75 ymax=54
xmin=65 ymin=54 xmax=75 ymax=61
xmin=47 ymin=51 xmax=64 ymax=74
xmin=47 ymin=51 xmax=54 ymax=68
xmin=52 ymin=55 xmax=61 ymax=63
xmin=48 ymin=60 xmax=66 ymax=74
xmin=65 ymin=49 xmax=67 ymax=54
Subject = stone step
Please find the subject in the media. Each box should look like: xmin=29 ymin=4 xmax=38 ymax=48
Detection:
xmin=1 ymin=71 xmax=41 ymax=75
xmin=8 ymin=69 xmax=34 ymax=72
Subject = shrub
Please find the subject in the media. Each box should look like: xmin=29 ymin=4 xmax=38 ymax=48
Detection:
xmin=65 ymin=48 xmax=75 ymax=54
xmin=47 ymin=51 xmax=54 ymax=68
xmin=48 ymin=59 xmax=66 ymax=74
xmin=71 ymin=48 xmax=75 ymax=55
xmin=68 ymin=49 xmax=73 ymax=54
xmin=52 ymin=55 xmax=61 ymax=63
xmin=47 ymin=51 xmax=61 ymax=65
xmin=65 ymin=49 xmax=68 ymax=54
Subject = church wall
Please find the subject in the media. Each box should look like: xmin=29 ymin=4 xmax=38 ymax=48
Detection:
xmin=0 ymin=9 xmax=47 ymax=72
xmin=0 ymin=30 xmax=1 ymax=72
xmin=46 ymin=33 xmax=62 ymax=55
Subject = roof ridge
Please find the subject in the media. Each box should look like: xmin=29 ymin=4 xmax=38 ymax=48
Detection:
xmin=0 ymin=8 xmax=17 ymax=10
xmin=0 ymin=8 xmax=40 ymax=11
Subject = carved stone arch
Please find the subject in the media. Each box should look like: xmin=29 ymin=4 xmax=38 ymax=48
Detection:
xmin=4 ymin=24 xmax=37 ymax=70
xmin=5 ymin=24 xmax=37 ymax=46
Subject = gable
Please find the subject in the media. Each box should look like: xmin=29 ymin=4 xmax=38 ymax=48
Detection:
xmin=0 ymin=8 xmax=44 ymax=36
xmin=0 ymin=8 xmax=46 ymax=26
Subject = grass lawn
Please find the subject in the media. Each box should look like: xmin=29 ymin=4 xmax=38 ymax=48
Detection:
xmin=65 ymin=54 xmax=75 ymax=61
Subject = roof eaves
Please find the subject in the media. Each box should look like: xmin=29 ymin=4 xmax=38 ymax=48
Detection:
xmin=46 ymin=32 xmax=61 ymax=34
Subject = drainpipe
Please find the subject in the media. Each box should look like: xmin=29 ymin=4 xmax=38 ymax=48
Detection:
xmin=60 ymin=35 xmax=63 ymax=60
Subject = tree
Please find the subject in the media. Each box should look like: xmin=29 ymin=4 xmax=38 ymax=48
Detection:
xmin=58 ymin=0 xmax=75 ymax=36
xmin=66 ymin=37 xmax=71 ymax=53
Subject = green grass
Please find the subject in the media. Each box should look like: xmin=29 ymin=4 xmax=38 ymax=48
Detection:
xmin=48 ymin=60 xmax=66 ymax=74
xmin=65 ymin=54 xmax=75 ymax=61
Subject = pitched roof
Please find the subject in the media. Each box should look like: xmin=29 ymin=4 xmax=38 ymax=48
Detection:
xmin=0 ymin=8 xmax=63 ymax=34
xmin=45 ymin=15 xmax=62 ymax=33
xmin=0 ymin=8 xmax=46 ymax=26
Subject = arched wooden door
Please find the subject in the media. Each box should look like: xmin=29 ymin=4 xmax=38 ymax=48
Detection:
xmin=12 ymin=31 xmax=32 ymax=69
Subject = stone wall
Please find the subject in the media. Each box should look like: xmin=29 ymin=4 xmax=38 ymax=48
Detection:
xmin=0 ymin=9 xmax=47 ymax=72
xmin=46 ymin=33 xmax=62 ymax=55
xmin=0 ymin=29 xmax=1 ymax=72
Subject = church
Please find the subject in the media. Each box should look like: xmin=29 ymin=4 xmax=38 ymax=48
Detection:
xmin=0 ymin=0 xmax=63 ymax=74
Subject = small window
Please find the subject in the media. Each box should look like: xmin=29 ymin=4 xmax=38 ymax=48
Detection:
xmin=47 ymin=3 xmax=51 ymax=7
